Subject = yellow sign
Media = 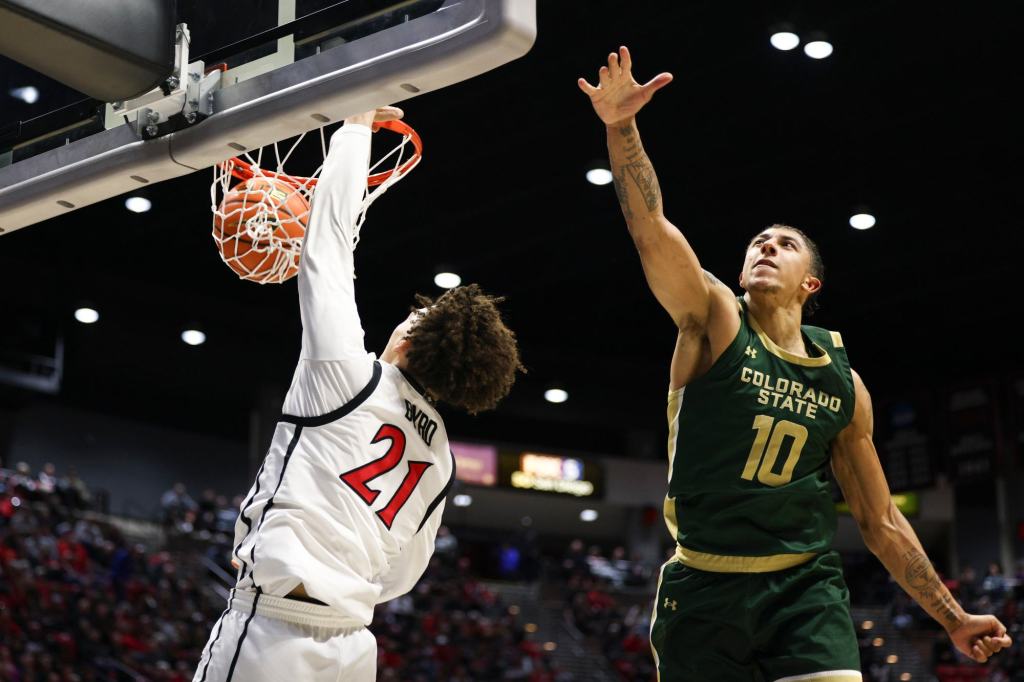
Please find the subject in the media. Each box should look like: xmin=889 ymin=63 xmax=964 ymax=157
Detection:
xmin=836 ymin=492 xmax=919 ymax=516
xmin=510 ymin=453 xmax=595 ymax=497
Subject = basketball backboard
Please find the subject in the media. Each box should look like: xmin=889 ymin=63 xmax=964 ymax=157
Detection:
xmin=0 ymin=0 xmax=535 ymax=235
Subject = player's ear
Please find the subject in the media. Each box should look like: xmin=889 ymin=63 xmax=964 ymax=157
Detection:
xmin=802 ymin=274 xmax=822 ymax=295
xmin=394 ymin=336 xmax=413 ymax=360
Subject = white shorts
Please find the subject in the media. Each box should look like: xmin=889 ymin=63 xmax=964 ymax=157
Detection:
xmin=192 ymin=589 xmax=376 ymax=682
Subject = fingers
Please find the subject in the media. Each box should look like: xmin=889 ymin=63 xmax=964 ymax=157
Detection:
xmin=642 ymin=72 xmax=674 ymax=95
xmin=598 ymin=65 xmax=611 ymax=88
xmin=972 ymin=637 xmax=994 ymax=662
xmin=619 ymin=45 xmax=632 ymax=73
xmin=374 ymin=105 xmax=404 ymax=122
xmin=607 ymin=51 xmax=622 ymax=79
xmin=577 ymin=77 xmax=599 ymax=96
xmin=990 ymin=633 xmax=1013 ymax=650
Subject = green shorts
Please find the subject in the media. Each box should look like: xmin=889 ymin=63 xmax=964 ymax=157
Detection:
xmin=650 ymin=551 xmax=861 ymax=682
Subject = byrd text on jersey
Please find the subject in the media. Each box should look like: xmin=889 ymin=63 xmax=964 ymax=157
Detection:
xmin=404 ymin=399 xmax=437 ymax=446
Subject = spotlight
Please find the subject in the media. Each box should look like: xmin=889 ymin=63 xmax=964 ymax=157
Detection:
xmin=124 ymin=196 xmax=152 ymax=213
xmin=586 ymin=168 xmax=614 ymax=185
xmin=770 ymin=32 xmax=800 ymax=51
xmin=849 ymin=213 xmax=876 ymax=230
xmin=580 ymin=509 xmax=598 ymax=522
xmin=74 ymin=307 xmax=99 ymax=324
xmin=452 ymin=494 xmax=473 ymax=507
xmin=804 ymin=40 xmax=834 ymax=59
xmin=434 ymin=271 xmax=461 ymax=289
xmin=10 ymin=86 xmax=39 ymax=104
xmin=544 ymin=388 xmax=569 ymax=404
xmin=181 ymin=329 xmax=206 ymax=346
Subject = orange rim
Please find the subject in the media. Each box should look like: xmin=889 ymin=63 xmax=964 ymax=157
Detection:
xmin=224 ymin=119 xmax=422 ymax=189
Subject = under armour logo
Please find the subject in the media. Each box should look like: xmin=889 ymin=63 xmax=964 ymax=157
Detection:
xmin=745 ymin=346 xmax=758 ymax=358
xmin=663 ymin=597 xmax=677 ymax=611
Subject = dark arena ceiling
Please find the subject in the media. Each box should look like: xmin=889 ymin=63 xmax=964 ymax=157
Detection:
xmin=1 ymin=1 xmax=1021 ymax=459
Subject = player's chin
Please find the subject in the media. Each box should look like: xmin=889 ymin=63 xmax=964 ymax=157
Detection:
xmin=745 ymin=278 xmax=781 ymax=294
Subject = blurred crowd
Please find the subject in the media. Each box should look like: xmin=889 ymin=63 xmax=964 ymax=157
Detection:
xmin=557 ymin=540 xmax=657 ymax=682
xmin=3 ymin=465 xmax=1022 ymax=681
xmin=374 ymin=530 xmax=566 ymax=681
xmin=0 ymin=463 xmax=214 ymax=681
xmin=1 ymin=465 xmax=566 ymax=681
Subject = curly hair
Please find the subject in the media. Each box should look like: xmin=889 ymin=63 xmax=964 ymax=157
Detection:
xmin=403 ymin=284 xmax=524 ymax=414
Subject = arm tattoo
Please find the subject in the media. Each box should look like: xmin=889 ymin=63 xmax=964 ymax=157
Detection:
xmin=612 ymin=168 xmax=632 ymax=220
xmin=904 ymin=549 xmax=962 ymax=628
xmin=612 ymin=125 xmax=662 ymax=215
xmin=703 ymin=270 xmax=723 ymax=288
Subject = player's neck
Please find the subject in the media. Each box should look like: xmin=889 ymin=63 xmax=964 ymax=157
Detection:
xmin=745 ymin=296 xmax=807 ymax=357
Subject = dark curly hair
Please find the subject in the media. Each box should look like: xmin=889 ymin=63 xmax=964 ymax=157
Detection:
xmin=404 ymin=284 xmax=524 ymax=414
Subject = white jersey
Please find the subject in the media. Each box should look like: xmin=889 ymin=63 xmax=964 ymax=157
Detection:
xmin=230 ymin=124 xmax=454 ymax=627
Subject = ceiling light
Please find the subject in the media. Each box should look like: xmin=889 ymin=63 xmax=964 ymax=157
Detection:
xmin=74 ymin=307 xmax=99 ymax=324
xmin=452 ymin=494 xmax=472 ymax=507
xmin=770 ymin=32 xmax=800 ymax=51
xmin=586 ymin=168 xmax=613 ymax=185
xmin=434 ymin=271 xmax=461 ymax=289
xmin=580 ymin=509 xmax=598 ymax=522
xmin=125 ymin=196 xmax=151 ymax=213
xmin=849 ymin=213 xmax=876 ymax=230
xmin=10 ymin=86 xmax=39 ymax=104
xmin=544 ymin=388 xmax=568 ymax=403
xmin=804 ymin=40 xmax=833 ymax=59
xmin=181 ymin=329 xmax=206 ymax=346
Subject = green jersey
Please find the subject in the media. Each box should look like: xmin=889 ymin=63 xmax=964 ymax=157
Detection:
xmin=664 ymin=298 xmax=855 ymax=572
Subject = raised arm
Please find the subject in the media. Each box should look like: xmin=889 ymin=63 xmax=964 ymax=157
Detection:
xmin=831 ymin=370 xmax=1013 ymax=663
xmin=578 ymin=47 xmax=720 ymax=329
xmin=298 ymin=107 xmax=401 ymax=361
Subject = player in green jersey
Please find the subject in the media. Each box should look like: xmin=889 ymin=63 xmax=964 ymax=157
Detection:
xmin=579 ymin=46 xmax=1013 ymax=681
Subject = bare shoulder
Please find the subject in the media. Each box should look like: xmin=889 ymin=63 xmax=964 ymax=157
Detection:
xmin=841 ymin=368 xmax=874 ymax=439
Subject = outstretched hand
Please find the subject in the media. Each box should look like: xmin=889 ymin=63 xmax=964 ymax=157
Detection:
xmin=578 ymin=46 xmax=673 ymax=126
xmin=948 ymin=614 xmax=1013 ymax=663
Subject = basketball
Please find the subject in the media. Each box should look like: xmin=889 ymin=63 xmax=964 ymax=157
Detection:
xmin=213 ymin=177 xmax=309 ymax=283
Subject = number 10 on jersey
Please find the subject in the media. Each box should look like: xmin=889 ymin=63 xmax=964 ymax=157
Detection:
xmin=740 ymin=415 xmax=809 ymax=486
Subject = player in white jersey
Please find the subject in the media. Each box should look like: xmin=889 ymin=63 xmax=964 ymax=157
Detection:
xmin=193 ymin=107 xmax=523 ymax=682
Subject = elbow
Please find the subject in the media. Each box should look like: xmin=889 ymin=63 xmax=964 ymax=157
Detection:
xmin=856 ymin=504 xmax=900 ymax=555
xmin=629 ymin=218 xmax=668 ymax=250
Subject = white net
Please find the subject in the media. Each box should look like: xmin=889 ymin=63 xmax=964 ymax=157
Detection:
xmin=210 ymin=123 xmax=420 ymax=284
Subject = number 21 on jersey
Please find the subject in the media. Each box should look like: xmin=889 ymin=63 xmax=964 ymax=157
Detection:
xmin=339 ymin=424 xmax=432 ymax=529
xmin=740 ymin=415 xmax=808 ymax=486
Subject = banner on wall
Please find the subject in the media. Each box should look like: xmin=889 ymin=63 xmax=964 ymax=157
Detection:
xmin=944 ymin=384 xmax=998 ymax=482
xmin=874 ymin=394 xmax=935 ymax=492
xmin=498 ymin=451 xmax=604 ymax=498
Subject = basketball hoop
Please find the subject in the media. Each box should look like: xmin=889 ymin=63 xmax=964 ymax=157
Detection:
xmin=210 ymin=120 xmax=422 ymax=284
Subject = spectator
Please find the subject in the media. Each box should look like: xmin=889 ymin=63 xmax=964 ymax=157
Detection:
xmin=159 ymin=482 xmax=196 ymax=526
